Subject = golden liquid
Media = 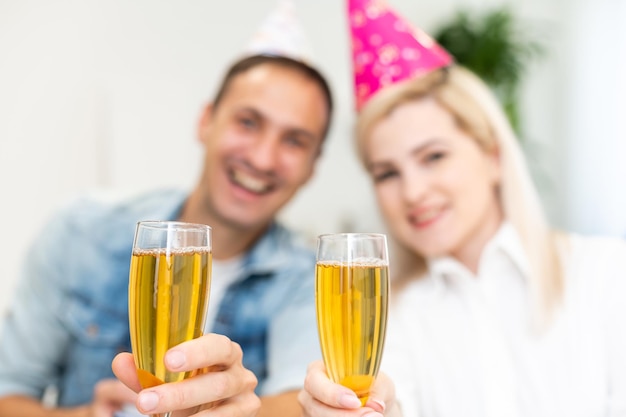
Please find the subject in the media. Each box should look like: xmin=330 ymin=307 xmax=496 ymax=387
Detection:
xmin=129 ymin=247 xmax=211 ymax=387
xmin=315 ymin=261 xmax=389 ymax=405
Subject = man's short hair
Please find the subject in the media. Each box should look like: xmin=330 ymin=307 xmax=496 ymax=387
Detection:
xmin=212 ymin=54 xmax=334 ymax=140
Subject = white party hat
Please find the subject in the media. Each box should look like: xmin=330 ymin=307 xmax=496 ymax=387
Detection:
xmin=246 ymin=0 xmax=314 ymax=64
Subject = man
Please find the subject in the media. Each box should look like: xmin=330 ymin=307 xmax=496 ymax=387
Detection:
xmin=0 ymin=53 xmax=333 ymax=417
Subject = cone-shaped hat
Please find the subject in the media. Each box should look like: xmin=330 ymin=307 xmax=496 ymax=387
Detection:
xmin=348 ymin=0 xmax=453 ymax=110
xmin=246 ymin=0 xmax=314 ymax=64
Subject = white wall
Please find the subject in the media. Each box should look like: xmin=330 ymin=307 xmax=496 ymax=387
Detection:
xmin=563 ymin=0 xmax=626 ymax=235
xmin=1 ymin=0 xmax=623 ymax=317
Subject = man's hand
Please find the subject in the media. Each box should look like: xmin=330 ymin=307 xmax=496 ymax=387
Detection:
xmin=112 ymin=333 xmax=260 ymax=417
xmin=90 ymin=379 xmax=137 ymax=417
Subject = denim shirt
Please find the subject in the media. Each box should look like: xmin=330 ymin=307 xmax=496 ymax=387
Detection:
xmin=0 ymin=189 xmax=320 ymax=406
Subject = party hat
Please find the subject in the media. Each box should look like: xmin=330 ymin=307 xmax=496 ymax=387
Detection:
xmin=246 ymin=0 xmax=314 ymax=64
xmin=348 ymin=0 xmax=453 ymax=110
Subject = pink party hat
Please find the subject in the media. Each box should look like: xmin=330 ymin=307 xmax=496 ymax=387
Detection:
xmin=348 ymin=0 xmax=453 ymax=110
xmin=246 ymin=0 xmax=313 ymax=64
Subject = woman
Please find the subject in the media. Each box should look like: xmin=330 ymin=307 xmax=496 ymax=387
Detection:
xmin=298 ymin=64 xmax=626 ymax=417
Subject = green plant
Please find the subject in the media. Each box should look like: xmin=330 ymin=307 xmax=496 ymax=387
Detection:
xmin=433 ymin=7 xmax=544 ymax=134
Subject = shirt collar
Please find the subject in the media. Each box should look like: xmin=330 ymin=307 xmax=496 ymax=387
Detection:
xmin=427 ymin=222 xmax=531 ymax=287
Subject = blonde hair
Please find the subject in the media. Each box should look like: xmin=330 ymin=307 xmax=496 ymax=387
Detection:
xmin=356 ymin=66 xmax=564 ymax=324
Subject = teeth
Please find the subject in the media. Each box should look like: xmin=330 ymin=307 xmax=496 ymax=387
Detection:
xmin=232 ymin=170 xmax=270 ymax=193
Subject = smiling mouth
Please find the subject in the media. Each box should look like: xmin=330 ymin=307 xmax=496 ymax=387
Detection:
xmin=230 ymin=169 xmax=274 ymax=194
xmin=409 ymin=208 xmax=444 ymax=228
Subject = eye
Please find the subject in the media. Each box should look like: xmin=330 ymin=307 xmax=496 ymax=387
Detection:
xmin=424 ymin=151 xmax=446 ymax=164
xmin=284 ymin=134 xmax=306 ymax=148
xmin=284 ymin=132 xmax=317 ymax=151
xmin=371 ymin=169 xmax=398 ymax=183
xmin=238 ymin=116 xmax=257 ymax=130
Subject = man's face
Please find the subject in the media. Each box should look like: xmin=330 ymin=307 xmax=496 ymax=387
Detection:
xmin=196 ymin=63 xmax=329 ymax=231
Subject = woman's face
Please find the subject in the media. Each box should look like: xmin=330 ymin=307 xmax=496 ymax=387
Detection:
xmin=365 ymin=97 xmax=503 ymax=267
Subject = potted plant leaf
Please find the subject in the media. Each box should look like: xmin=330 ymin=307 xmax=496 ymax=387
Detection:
xmin=433 ymin=7 xmax=544 ymax=135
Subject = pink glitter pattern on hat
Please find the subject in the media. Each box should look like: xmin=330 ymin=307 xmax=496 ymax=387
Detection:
xmin=348 ymin=0 xmax=453 ymax=110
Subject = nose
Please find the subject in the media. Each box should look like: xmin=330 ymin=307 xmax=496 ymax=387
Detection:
xmin=401 ymin=173 xmax=428 ymax=205
xmin=247 ymin=132 xmax=280 ymax=173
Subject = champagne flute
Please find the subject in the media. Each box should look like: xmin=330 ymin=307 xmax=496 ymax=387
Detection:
xmin=128 ymin=221 xmax=212 ymax=417
xmin=315 ymin=233 xmax=389 ymax=406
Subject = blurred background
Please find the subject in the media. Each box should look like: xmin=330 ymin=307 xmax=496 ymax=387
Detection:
xmin=0 ymin=0 xmax=624 ymax=317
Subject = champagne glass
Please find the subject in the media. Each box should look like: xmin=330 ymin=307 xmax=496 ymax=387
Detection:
xmin=128 ymin=221 xmax=212 ymax=417
xmin=315 ymin=233 xmax=389 ymax=406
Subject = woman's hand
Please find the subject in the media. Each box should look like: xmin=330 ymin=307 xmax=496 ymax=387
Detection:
xmin=112 ymin=333 xmax=260 ymax=417
xmin=298 ymin=360 xmax=398 ymax=417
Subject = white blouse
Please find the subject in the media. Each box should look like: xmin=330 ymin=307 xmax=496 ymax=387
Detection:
xmin=382 ymin=224 xmax=626 ymax=417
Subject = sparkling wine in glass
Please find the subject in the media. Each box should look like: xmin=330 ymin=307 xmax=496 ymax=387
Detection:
xmin=315 ymin=233 xmax=389 ymax=406
xmin=128 ymin=221 xmax=212 ymax=417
